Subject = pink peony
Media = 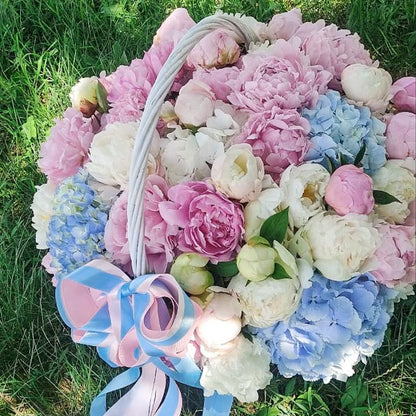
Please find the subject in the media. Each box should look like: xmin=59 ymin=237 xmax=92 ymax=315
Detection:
xmin=267 ymin=8 xmax=302 ymax=40
xmin=174 ymin=80 xmax=215 ymax=126
xmin=391 ymin=77 xmax=416 ymax=113
xmin=227 ymin=38 xmax=332 ymax=112
xmin=159 ymin=181 xmax=244 ymax=262
xmin=104 ymin=58 xmax=155 ymax=124
xmin=104 ymin=190 xmax=132 ymax=274
xmin=144 ymin=175 xmax=179 ymax=273
xmin=325 ymin=164 xmax=375 ymax=215
xmin=187 ymin=30 xmax=240 ymax=69
xmin=193 ymin=66 xmax=239 ymax=101
xmin=371 ymin=223 xmax=415 ymax=288
xmin=386 ymin=112 xmax=416 ymax=159
xmin=38 ymin=108 xmax=98 ymax=184
xmin=295 ymin=21 xmax=374 ymax=90
xmin=234 ymin=107 xmax=310 ymax=181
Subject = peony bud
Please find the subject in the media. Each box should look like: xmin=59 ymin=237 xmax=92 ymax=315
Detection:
xmin=385 ymin=112 xmax=416 ymax=159
xmin=341 ymin=64 xmax=392 ymax=113
xmin=170 ymin=253 xmax=214 ymax=295
xmin=211 ymin=143 xmax=264 ymax=203
xmin=391 ymin=76 xmax=416 ymax=113
xmin=237 ymin=239 xmax=276 ymax=282
xmin=196 ymin=292 xmax=242 ymax=353
xmin=69 ymin=77 xmax=99 ymax=117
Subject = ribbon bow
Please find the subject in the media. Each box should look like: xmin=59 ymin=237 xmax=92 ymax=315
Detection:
xmin=55 ymin=259 xmax=233 ymax=415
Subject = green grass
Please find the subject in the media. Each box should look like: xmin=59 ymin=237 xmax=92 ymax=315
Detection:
xmin=0 ymin=0 xmax=415 ymax=415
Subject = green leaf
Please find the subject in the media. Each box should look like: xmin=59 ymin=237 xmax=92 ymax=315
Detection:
xmin=96 ymin=80 xmax=109 ymax=113
xmin=284 ymin=377 xmax=297 ymax=396
xmin=256 ymin=407 xmax=279 ymax=416
xmin=325 ymin=155 xmax=335 ymax=173
xmin=260 ymin=207 xmax=289 ymax=245
xmin=354 ymin=143 xmax=366 ymax=166
xmin=373 ymin=190 xmax=401 ymax=204
xmin=269 ymin=263 xmax=291 ymax=280
xmin=341 ymin=374 xmax=368 ymax=410
xmin=21 ymin=116 xmax=37 ymax=140
xmin=207 ymin=260 xmax=238 ymax=278
xmin=339 ymin=152 xmax=349 ymax=166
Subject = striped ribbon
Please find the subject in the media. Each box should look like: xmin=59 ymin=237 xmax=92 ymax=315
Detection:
xmin=55 ymin=259 xmax=233 ymax=415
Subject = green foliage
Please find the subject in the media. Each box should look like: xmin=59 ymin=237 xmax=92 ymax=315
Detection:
xmin=0 ymin=0 xmax=414 ymax=415
xmin=260 ymin=208 xmax=290 ymax=245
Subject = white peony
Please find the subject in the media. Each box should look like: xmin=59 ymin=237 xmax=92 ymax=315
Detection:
xmin=279 ymin=163 xmax=330 ymax=228
xmin=86 ymin=122 xmax=143 ymax=188
xmin=244 ymin=187 xmax=284 ymax=241
xmin=341 ymin=64 xmax=392 ymax=113
xmin=230 ymin=273 xmax=303 ymax=327
xmin=200 ymin=334 xmax=272 ymax=403
xmin=292 ymin=212 xmax=380 ymax=281
xmin=372 ymin=160 xmax=416 ymax=223
xmin=69 ymin=76 xmax=99 ymax=117
xmin=211 ymin=143 xmax=264 ymax=202
xmin=31 ymin=182 xmax=56 ymax=249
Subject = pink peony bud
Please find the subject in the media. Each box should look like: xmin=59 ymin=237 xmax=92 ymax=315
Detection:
xmin=325 ymin=164 xmax=375 ymax=215
xmin=174 ymin=80 xmax=215 ymax=126
xmin=187 ymin=30 xmax=240 ymax=69
xmin=391 ymin=76 xmax=416 ymax=113
xmin=386 ymin=112 xmax=416 ymax=159
xmin=153 ymin=8 xmax=195 ymax=45
xmin=267 ymin=8 xmax=302 ymax=40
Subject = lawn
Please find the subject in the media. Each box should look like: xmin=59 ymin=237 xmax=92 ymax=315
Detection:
xmin=0 ymin=0 xmax=415 ymax=415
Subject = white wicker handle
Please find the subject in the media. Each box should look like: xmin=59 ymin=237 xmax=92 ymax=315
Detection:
xmin=127 ymin=13 xmax=260 ymax=276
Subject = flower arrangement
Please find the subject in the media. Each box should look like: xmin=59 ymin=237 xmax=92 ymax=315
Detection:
xmin=31 ymin=7 xmax=415 ymax=416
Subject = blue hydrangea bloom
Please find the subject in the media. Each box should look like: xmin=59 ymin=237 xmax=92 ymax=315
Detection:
xmin=47 ymin=169 xmax=108 ymax=275
xmin=302 ymin=90 xmax=387 ymax=175
xmin=253 ymin=272 xmax=396 ymax=383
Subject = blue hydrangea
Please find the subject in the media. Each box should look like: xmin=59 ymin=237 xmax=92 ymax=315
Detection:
xmin=252 ymin=273 xmax=396 ymax=383
xmin=302 ymin=90 xmax=387 ymax=174
xmin=47 ymin=169 xmax=108 ymax=275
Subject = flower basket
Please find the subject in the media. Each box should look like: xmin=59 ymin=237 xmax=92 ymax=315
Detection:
xmin=32 ymin=7 xmax=415 ymax=416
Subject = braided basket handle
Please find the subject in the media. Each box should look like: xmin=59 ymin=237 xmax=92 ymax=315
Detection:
xmin=127 ymin=13 xmax=260 ymax=276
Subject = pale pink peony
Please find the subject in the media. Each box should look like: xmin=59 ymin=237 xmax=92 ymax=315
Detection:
xmin=371 ymin=223 xmax=415 ymax=288
xmin=187 ymin=30 xmax=240 ymax=69
xmin=386 ymin=112 xmax=416 ymax=159
xmin=38 ymin=108 xmax=98 ymax=184
xmin=267 ymin=8 xmax=302 ymax=40
xmin=174 ymin=80 xmax=215 ymax=126
xmin=295 ymin=21 xmax=375 ymax=90
xmin=325 ymin=164 xmax=375 ymax=215
xmin=227 ymin=38 xmax=332 ymax=112
xmin=144 ymin=174 xmax=179 ymax=273
xmin=193 ymin=66 xmax=239 ymax=101
xmin=159 ymin=181 xmax=244 ymax=262
xmin=104 ymin=190 xmax=132 ymax=273
xmin=391 ymin=77 xmax=416 ymax=113
xmin=103 ymin=58 xmax=155 ymax=124
xmin=234 ymin=107 xmax=310 ymax=181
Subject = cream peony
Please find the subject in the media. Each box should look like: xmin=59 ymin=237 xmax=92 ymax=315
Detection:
xmin=31 ymin=182 xmax=57 ymax=249
xmin=230 ymin=273 xmax=303 ymax=327
xmin=200 ymin=334 xmax=272 ymax=403
xmin=211 ymin=143 xmax=264 ymax=202
xmin=244 ymin=186 xmax=283 ymax=241
xmin=293 ymin=212 xmax=380 ymax=281
xmin=372 ymin=160 xmax=416 ymax=224
xmin=341 ymin=64 xmax=392 ymax=113
xmin=86 ymin=122 xmax=139 ymax=188
xmin=279 ymin=163 xmax=330 ymax=228
xmin=69 ymin=77 xmax=99 ymax=117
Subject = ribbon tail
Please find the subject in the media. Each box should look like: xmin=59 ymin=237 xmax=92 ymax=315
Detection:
xmin=90 ymin=364 xmax=169 ymax=416
xmin=202 ymin=392 xmax=234 ymax=416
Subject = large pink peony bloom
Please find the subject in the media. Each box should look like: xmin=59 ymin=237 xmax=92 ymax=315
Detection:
xmin=144 ymin=174 xmax=179 ymax=273
xmin=227 ymin=38 xmax=332 ymax=112
xmin=159 ymin=181 xmax=244 ymax=262
xmin=234 ymin=107 xmax=310 ymax=181
xmin=38 ymin=108 xmax=98 ymax=184
xmin=267 ymin=8 xmax=302 ymax=40
xmin=104 ymin=190 xmax=132 ymax=274
xmin=294 ymin=20 xmax=374 ymax=90
xmin=371 ymin=223 xmax=415 ymax=288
